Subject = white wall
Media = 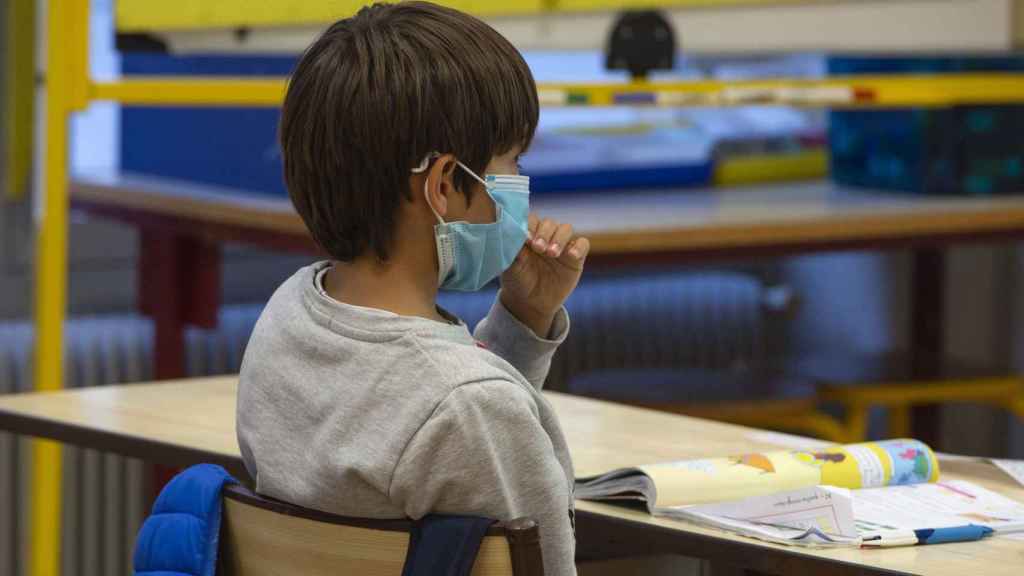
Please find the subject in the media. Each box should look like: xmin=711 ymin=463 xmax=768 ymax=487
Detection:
xmin=71 ymin=0 xmax=119 ymax=174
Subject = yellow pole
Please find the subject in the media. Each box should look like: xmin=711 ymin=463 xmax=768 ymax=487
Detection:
xmin=32 ymin=0 xmax=86 ymax=572
xmin=4 ymin=0 xmax=35 ymax=199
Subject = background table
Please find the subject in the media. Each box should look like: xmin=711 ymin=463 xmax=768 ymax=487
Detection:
xmin=72 ymin=171 xmax=1024 ymax=259
xmin=2 ymin=377 xmax=1023 ymax=575
xmin=71 ymin=171 xmax=1024 ymax=443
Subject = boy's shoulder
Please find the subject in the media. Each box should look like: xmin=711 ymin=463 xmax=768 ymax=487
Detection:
xmin=252 ymin=262 xmax=537 ymax=406
xmin=407 ymin=327 xmax=537 ymax=403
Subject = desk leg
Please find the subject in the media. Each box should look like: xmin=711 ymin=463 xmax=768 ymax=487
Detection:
xmin=138 ymin=231 xmax=222 ymax=498
xmin=911 ymin=248 xmax=945 ymax=447
xmin=139 ymin=231 xmax=222 ymax=379
xmin=140 ymin=232 xmax=186 ymax=380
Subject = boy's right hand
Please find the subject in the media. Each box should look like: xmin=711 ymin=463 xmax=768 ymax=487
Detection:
xmin=500 ymin=214 xmax=590 ymax=338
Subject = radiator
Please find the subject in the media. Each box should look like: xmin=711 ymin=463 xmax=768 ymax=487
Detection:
xmin=0 ymin=305 xmax=263 ymax=576
xmin=439 ymin=270 xmax=775 ymax=388
xmin=0 ymin=272 xmax=772 ymax=575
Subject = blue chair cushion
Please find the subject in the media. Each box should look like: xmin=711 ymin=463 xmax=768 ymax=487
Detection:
xmin=133 ymin=464 xmax=237 ymax=576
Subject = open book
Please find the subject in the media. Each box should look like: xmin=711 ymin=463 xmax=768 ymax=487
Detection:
xmin=576 ymin=439 xmax=1024 ymax=547
xmin=576 ymin=439 xmax=941 ymax=510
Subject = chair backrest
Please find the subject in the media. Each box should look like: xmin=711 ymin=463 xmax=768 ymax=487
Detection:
xmin=219 ymin=484 xmax=544 ymax=576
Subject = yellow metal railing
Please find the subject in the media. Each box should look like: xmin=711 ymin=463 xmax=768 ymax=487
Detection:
xmin=34 ymin=1 xmax=79 ymax=572
xmin=89 ymin=73 xmax=1024 ymax=108
xmin=3 ymin=0 xmax=34 ymax=199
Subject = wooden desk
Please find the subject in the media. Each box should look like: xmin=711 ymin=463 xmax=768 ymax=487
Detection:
xmin=2 ymin=377 xmax=1023 ymax=575
xmin=70 ymin=171 xmax=1024 ymax=443
xmin=72 ymin=171 xmax=1024 ymax=259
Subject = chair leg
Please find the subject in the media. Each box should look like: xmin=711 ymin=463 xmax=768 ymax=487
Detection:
xmin=1006 ymin=397 xmax=1024 ymax=421
xmin=887 ymin=405 xmax=912 ymax=438
xmin=844 ymin=403 xmax=870 ymax=443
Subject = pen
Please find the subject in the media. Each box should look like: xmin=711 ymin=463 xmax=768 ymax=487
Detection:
xmin=861 ymin=531 xmax=919 ymax=548
xmin=862 ymin=526 xmax=994 ymax=548
xmin=915 ymin=525 xmax=994 ymax=545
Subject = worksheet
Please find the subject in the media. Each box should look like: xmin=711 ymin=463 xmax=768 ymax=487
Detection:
xmin=661 ymin=480 xmax=1024 ymax=548
xmin=663 ymin=485 xmax=860 ymax=547
xmin=853 ymin=480 xmax=1024 ymax=534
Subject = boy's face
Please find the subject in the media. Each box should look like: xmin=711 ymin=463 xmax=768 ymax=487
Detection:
xmin=448 ymin=145 xmax=522 ymax=225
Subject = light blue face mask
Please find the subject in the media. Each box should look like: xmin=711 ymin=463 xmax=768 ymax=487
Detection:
xmin=415 ymin=155 xmax=530 ymax=292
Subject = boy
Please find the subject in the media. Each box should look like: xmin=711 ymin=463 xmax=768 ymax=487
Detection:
xmin=236 ymin=2 xmax=588 ymax=574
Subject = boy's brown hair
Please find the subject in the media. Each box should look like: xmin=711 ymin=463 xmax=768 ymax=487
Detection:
xmin=280 ymin=1 xmax=539 ymax=262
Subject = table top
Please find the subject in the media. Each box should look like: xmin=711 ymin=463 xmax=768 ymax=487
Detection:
xmin=71 ymin=171 xmax=1024 ymax=259
xmin=2 ymin=377 xmax=1023 ymax=575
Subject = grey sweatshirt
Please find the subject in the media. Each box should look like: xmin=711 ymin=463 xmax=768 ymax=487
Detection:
xmin=237 ymin=262 xmax=576 ymax=575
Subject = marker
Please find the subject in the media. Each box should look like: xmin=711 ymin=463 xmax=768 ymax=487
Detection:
xmin=862 ymin=531 xmax=919 ymax=548
xmin=915 ymin=525 xmax=993 ymax=545
xmin=862 ymin=525 xmax=993 ymax=548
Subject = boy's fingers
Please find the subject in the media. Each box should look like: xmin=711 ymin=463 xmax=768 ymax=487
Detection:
xmin=531 ymin=218 xmax=558 ymax=253
xmin=566 ymin=236 xmax=590 ymax=262
xmin=548 ymin=223 xmax=574 ymax=257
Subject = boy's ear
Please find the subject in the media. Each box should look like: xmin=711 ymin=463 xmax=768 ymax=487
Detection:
xmin=424 ymin=154 xmax=458 ymax=219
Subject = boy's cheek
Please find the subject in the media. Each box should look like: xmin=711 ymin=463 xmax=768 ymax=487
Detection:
xmin=465 ymin=194 xmax=498 ymax=224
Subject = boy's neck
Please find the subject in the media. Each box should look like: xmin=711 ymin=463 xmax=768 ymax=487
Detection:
xmin=323 ymin=257 xmax=447 ymax=324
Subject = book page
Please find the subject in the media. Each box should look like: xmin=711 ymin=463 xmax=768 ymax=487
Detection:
xmin=853 ymin=480 xmax=1024 ymax=535
xmin=641 ymin=451 xmax=821 ymax=507
xmin=658 ymin=486 xmax=861 ymax=547
xmin=683 ymin=485 xmax=858 ymax=538
xmin=639 ymin=439 xmax=939 ymax=507
xmin=815 ymin=439 xmax=940 ymax=488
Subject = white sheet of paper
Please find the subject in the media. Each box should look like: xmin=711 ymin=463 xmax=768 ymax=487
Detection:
xmin=853 ymin=480 xmax=1024 ymax=534
xmin=670 ymin=485 xmax=860 ymax=542
xmin=672 ymin=508 xmax=857 ymax=548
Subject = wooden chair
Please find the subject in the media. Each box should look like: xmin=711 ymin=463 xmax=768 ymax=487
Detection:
xmin=821 ymin=376 xmax=1024 ymax=440
xmin=219 ymin=484 xmax=544 ymax=576
xmin=799 ymin=352 xmax=1019 ymax=441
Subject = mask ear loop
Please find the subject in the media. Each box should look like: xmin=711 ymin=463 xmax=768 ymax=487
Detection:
xmin=454 ymin=160 xmax=489 ymax=189
xmin=413 ymin=153 xmax=446 ymax=225
xmin=411 ymin=153 xmax=434 ymax=174
xmin=412 ymin=154 xmax=494 ymax=223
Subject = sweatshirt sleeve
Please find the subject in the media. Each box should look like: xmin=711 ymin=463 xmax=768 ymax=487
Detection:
xmin=472 ymin=291 xmax=569 ymax=391
xmin=389 ymin=380 xmax=576 ymax=576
